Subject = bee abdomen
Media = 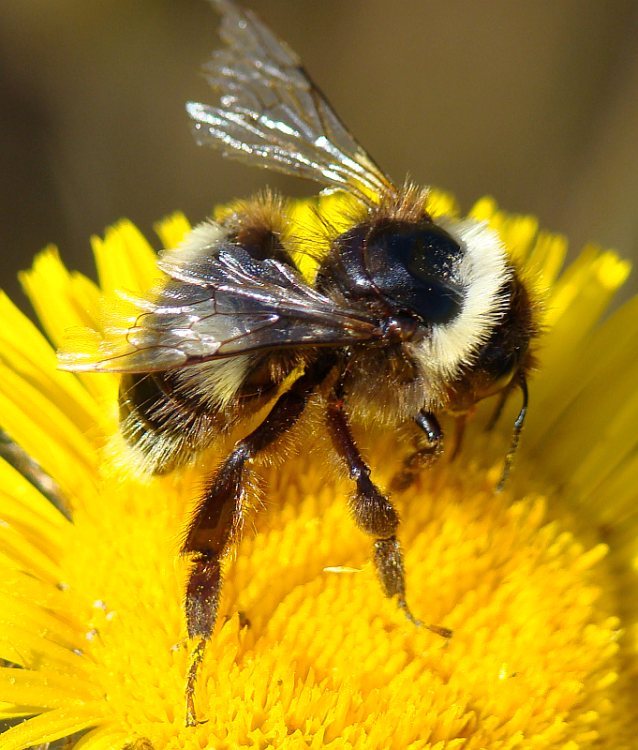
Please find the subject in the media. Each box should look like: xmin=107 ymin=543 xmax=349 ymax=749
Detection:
xmin=119 ymin=372 xmax=217 ymax=475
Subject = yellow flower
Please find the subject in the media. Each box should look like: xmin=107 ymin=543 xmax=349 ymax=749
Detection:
xmin=0 ymin=195 xmax=637 ymax=749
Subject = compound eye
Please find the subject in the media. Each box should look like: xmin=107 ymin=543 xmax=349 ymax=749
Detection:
xmin=368 ymin=222 xmax=465 ymax=324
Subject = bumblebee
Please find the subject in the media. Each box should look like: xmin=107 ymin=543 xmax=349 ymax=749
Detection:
xmin=59 ymin=0 xmax=538 ymax=726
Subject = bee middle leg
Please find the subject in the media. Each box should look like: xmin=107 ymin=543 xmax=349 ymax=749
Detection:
xmin=326 ymin=395 xmax=451 ymax=638
xmin=181 ymin=355 xmax=334 ymax=726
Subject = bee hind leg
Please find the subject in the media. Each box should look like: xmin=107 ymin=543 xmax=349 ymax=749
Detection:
xmin=326 ymin=395 xmax=451 ymax=639
xmin=181 ymin=355 xmax=335 ymax=726
xmin=182 ymin=452 xmax=244 ymax=727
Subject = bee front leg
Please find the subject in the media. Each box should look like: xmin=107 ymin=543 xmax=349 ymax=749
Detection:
xmin=181 ymin=356 xmax=335 ymax=726
xmin=326 ymin=395 xmax=451 ymax=638
xmin=391 ymin=409 xmax=443 ymax=491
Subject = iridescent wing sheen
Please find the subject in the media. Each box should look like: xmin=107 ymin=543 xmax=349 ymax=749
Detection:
xmin=58 ymin=243 xmax=380 ymax=374
xmin=187 ymin=0 xmax=398 ymax=206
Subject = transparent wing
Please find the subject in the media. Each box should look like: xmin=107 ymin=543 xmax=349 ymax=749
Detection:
xmin=58 ymin=244 xmax=381 ymax=374
xmin=0 ymin=429 xmax=71 ymax=520
xmin=187 ymin=0 xmax=398 ymax=206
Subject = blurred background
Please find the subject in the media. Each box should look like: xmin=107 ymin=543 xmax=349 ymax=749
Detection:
xmin=2 ymin=0 xmax=637 ymax=313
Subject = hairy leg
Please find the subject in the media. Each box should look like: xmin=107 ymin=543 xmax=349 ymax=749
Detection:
xmin=181 ymin=355 xmax=334 ymax=726
xmin=391 ymin=409 xmax=443 ymax=491
xmin=326 ymin=394 xmax=451 ymax=638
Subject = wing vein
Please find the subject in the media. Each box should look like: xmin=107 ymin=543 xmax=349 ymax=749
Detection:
xmin=187 ymin=1 xmax=398 ymax=205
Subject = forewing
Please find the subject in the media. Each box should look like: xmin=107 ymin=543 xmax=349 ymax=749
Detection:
xmin=187 ymin=0 xmax=398 ymax=206
xmin=58 ymin=243 xmax=380 ymax=374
